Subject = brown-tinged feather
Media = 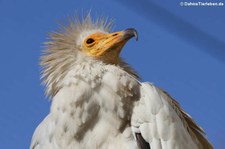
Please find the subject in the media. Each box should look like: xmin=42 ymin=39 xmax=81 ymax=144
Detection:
xmin=158 ymin=88 xmax=213 ymax=149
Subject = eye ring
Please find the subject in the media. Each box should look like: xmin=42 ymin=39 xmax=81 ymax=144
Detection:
xmin=86 ymin=38 xmax=95 ymax=44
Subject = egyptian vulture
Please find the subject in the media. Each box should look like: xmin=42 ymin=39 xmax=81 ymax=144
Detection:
xmin=30 ymin=15 xmax=213 ymax=149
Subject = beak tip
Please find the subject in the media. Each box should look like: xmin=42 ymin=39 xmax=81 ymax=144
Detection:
xmin=123 ymin=28 xmax=138 ymax=41
xmin=135 ymin=33 xmax=138 ymax=41
xmin=132 ymin=29 xmax=138 ymax=41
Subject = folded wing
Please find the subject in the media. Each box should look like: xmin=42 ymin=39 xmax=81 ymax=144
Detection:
xmin=131 ymin=83 xmax=213 ymax=149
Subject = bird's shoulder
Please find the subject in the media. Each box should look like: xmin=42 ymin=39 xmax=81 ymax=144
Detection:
xmin=30 ymin=114 xmax=57 ymax=149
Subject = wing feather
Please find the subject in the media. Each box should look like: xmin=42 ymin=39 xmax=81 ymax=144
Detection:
xmin=132 ymin=82 xmax=213 ymax=149
xmin=158 ymin=88 xmax=213 ymax=149
xmin=135 ymin=133 xmax=151 ymax=149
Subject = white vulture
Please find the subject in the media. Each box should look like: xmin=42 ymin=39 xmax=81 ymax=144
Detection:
xmin=30 ymin=15 xmax=213 ymax=149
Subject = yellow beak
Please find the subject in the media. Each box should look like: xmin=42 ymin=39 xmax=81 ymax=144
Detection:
xmin=82 ymin=28 xmax=138 ymax=64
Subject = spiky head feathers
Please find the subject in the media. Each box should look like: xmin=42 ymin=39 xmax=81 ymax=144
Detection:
xmin=41 ymin=15 xmax=138 ymax=97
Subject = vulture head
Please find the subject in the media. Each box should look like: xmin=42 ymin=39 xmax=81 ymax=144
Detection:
xmin=41 ymin=15 xmax=138 ymax=97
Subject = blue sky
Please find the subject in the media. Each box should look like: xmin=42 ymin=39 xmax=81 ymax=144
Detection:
xmin=0 ymin=0 xmax=224 ymax=148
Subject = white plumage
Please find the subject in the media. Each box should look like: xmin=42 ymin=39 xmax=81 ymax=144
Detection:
xmin=30 ymin=15 xmax=213 ymax=149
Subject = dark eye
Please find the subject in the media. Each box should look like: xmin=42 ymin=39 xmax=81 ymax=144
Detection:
xmin=86 ymin=38 xmax=95 ymax=44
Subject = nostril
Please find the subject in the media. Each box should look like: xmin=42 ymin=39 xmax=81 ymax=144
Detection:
xmin=112 ymin=33 xmax=118 ymax=36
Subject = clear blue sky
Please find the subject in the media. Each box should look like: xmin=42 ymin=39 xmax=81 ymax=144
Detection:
xmin=0 ymin=0 xmax=224 ymax=148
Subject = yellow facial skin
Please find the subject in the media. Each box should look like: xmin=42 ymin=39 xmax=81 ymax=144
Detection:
xmin=81 ymin=31 xmax=127 ymax=64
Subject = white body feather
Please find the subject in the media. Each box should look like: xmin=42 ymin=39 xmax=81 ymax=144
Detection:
xmin=31 ymin=61 xmax=198 ymax=149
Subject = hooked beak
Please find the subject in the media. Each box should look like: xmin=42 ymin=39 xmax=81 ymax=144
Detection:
xmin=104 ymin=28 xmax=138 ymax=51
xmin=121 ymin=28 xmax=138 ymax=41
